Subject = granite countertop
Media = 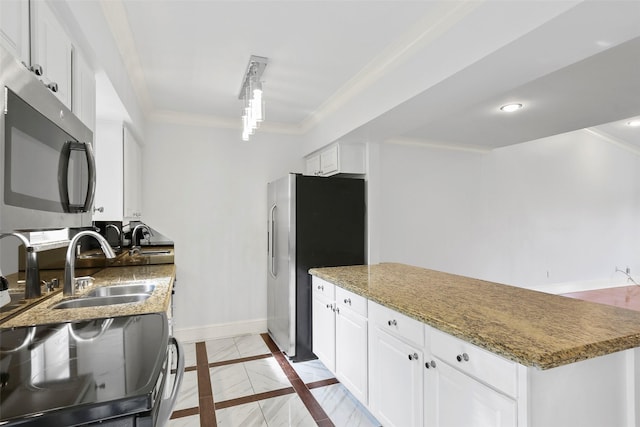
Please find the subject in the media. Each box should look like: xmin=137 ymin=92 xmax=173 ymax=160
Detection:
xmin=1 ymin=263 xmax=175 ymax=328
xmin=309 ymin=263 xmax=640 ymax=370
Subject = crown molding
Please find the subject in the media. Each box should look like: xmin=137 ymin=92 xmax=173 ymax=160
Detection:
xmin=298 ymin=0 xmax=482 ymax=134
xmin=99 ymin=0 xmax=153 ymax=113
xmin=584 ymin=128 xmax=640 ymax=156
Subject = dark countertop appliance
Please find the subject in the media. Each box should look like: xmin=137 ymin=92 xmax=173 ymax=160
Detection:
xmin=267 ymin=173 xmax=365 ymax=361
xmin=0 ymin=313 xmax=183 ymax=426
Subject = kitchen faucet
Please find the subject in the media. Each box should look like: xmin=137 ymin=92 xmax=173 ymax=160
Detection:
xmin=131 ymin=224 xmax=152 ymax=248
xmin=64 ymin=230 xmax=116 ymax=296
xmin=0 ymin=232 xmax=41 ymax=299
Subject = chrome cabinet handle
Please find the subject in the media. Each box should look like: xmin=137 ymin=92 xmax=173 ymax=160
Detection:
xmin=387 ymin=319 xmax=397 ymax=326
xmin=30 ymin=64 xmax=43 ymax=75
xmin=335 ymin=307 xmax=340 ymax=314
xmin=343 ymin=298 xmax=351 ymax=305
xmin=93 ymin=206 xmax=104 ymax=213
xmin=317 ymin=284 xmax=324 ymax=291
xmin=408 ymin=353 xmax=418 ymax=361
xmin=425 ymin=360 xmax=437 ymax=369
xmin=46 ymin=82 xmax=58 ymax=92
xmin=456 ymin=353 xmax=469 ymax=362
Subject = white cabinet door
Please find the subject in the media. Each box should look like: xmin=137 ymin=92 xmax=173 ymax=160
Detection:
xmin=31 ymin=0 xmax=73 ymax=109
xmin=319 ymin=145 xmax=339 ymax=175
xmin=305 ymin=154 xmax=321 ymax=176
xmin=72 ymin=49 xmax=96 ymax=131
xmin=0 ymin=0 xmax=29 ymax=64
xmin=312 ymin=290 xmax=335 ymax=371
xmin=123 ymin=127 xmax=142 ymax=220
xmin=93 ymin=120 xmax=124 ymax=221
xmin=369 ymin=327 xmax=423 ymax=427
xmin=335 ymin=304 xmax=368 ymax=404
xmin=425 ymin=357 xmax=516 ymax=427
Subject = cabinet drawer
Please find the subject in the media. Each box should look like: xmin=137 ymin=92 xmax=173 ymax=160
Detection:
xmin=312 ymin=276 xmax=335 ymax=299
xmin=336 ymin=287 xmax=367 ymax=317
xmin=369 ymin=301 xmax=424 ymax=347
xmin=431 ymin=328 xmax=517 ymax=397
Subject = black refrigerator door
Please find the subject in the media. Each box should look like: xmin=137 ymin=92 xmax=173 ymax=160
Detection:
xmin=294 ymin=175 xmax=365 ymax=361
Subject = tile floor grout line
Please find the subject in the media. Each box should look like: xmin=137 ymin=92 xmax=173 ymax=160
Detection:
xmin=196 ymin=341 xmax=218 ymax=427
xmin=214 ymin=386 xmax=296 ymax=410
xmin=260 ymin=333 xmax=336 ymax=427
xmin=208 ymin=352 xmax=273 ymax=368
xmin=306 ymin=377 xmax=340 ymax=390
xmin=170 ymin=406 xmax=199 ymax=420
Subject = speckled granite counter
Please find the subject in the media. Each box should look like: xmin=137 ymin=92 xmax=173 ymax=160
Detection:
xmin=309 ymin=263 xmax=640 ymax=370
xmin=1 ymin=264 xmax=175 ymax=328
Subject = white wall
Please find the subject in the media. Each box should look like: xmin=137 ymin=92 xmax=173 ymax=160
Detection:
xmin=142 ymin=120 xmax=304 ymax=333
xmin=374 ymin=129 xmax=640 ymax=292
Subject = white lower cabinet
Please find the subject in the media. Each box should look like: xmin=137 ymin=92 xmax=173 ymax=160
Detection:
xmin=311 ymin=278 xmax=335 ymax=371
xmin=312 ymin=277 xmax=369 ymax=403
xmin=335 ymin=287 xmax=368 ymax=404
xmin=426 ymin=328 xmax=517 ymax=427
xmin=369 ymin=301 xmax=424 ymax=427
xmin=425 ymin=356 xmax=516 ymax=427
xmin=311 ymin=276 xmax=636 ymax=427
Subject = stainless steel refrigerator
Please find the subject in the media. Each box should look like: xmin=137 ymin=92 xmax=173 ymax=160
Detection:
xmin=267 ymin=173 xmax=365 ymax=361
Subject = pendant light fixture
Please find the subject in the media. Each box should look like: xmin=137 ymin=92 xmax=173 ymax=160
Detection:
xmin=238 ymin=55 xmax=268 ymax=141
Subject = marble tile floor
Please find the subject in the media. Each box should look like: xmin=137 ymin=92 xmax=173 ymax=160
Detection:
xmin=168 ymin=333 xmax=380 ymax=427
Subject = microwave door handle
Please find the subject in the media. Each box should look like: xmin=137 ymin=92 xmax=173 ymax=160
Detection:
xmin=83 ymin=142 xmax=96 ymax=211
xmin=58 ymin=142 xmax=72 ymax=212
xmin=157 ymin=336 xmax=185 ymax=427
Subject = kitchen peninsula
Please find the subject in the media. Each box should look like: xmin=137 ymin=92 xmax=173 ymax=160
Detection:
xmin=310 ymin=263 xmax=640 ymax=427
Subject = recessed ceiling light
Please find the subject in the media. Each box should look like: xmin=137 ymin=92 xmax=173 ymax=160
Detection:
xmin=627 ymin=119 xmax=640 ymax=127
xmin=500 ymin=103 xmax=523 ymax=113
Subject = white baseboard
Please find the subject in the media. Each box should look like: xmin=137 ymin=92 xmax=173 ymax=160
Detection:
xmin=174 ymin=318 xmax=268 ymax=343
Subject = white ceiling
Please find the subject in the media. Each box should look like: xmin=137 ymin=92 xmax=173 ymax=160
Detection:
xmin=95 ymin=0 xmax=640 ymax=149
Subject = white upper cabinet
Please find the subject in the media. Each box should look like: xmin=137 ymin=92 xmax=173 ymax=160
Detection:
xmin=0 ymin=0 xmax=95 ymax=129
xmin=30 ymin=0 xmax=73 ymax=109
xmin=123 ymin=126 xmax=143 ymax=221
xmin=0 ymin=0 xmax=30 ymax=64
xmin=93 ymin=120 xmax=124 ymax=222
xmin=94 ymin=123 xmax=143 ymax=223
xmin=305 ymin=143 xmax=365 ymax=177
xmin=73 ymin=50 xmax=96 ymax=132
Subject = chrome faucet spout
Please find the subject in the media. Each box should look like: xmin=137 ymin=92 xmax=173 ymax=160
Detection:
xmin=131 ymin=224 xmax=153 ymax=248
xmin=0 ymin=233 xmax=41 ymax=299
xmin=64 ymin=231 xmax=116 ymax=296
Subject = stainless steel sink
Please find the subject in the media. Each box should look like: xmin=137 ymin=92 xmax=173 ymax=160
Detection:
xmin=51 ymin=293 xmax=151 ymax=309
xmin=84 ymin=283 xmax=156 ymax=297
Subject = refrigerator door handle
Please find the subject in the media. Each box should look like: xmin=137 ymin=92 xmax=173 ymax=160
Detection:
xmin=269 ymin=203 xmax=277 ymax=278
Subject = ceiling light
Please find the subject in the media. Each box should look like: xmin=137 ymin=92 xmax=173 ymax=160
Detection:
xmin=499 ymin=103 xmax=523 ymax=113
xmin=239 ymin=56 xmax=268 ymax=141
xmin=627 ymin=119 xmax=640 ymax=127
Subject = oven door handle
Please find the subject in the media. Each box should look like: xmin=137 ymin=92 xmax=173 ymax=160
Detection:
xmin=157 ymin=336 xmax=185 ymax=427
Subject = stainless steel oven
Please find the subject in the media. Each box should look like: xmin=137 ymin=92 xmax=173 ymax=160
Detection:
xmin=0 ymin=313 xmax=184 ymax=426
xmin=0 ymin=44 xmax=95 ymax=232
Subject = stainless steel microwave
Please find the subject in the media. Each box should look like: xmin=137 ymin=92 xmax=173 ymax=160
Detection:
xmin=0 ymin=45 xmax=95 ymax=232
